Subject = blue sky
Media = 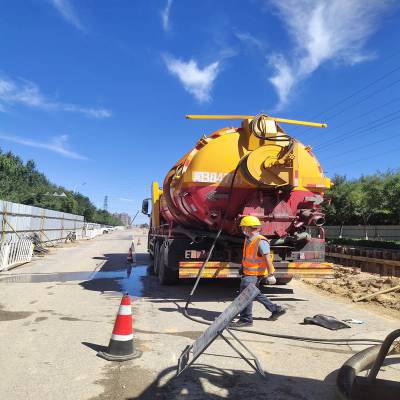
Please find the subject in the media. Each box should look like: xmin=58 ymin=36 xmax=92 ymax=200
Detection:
xmin=0 ymin=0 xmax=399 ymax=223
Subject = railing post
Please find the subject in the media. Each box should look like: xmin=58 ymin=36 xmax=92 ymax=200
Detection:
xmin=1 ymin=202 xmax=7 ymax=244
xmin=2 ymin=244 xmax=10 ymax=271
xmin=40 ymin=208 xmax=45 ymax=244
xmin=61 ymin=213 xmax=64 ymax=241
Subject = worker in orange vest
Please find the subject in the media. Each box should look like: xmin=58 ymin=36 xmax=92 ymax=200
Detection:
xmin=230 ymin=215 xmax=286 ymax=328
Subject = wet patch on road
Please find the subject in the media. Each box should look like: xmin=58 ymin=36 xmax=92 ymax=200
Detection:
xmin=34 ymin=317 xmax=48 ymax=323
xmin=135 ymin=328 xmax=203 ymax=340
xmin=0 ymin=304 xmax=33 ymax=321
xmin=0 ymin=271 xmax=106 ymax=283
xmin=90 ymin=362 xmax=333 ymax=400
xmin=89 ymin=365 xmax=158 ymax=400
xmin=80 ymin=266 xmax=147 ymax=297
xmin=60 ymin=317 xmax=84 ymax=321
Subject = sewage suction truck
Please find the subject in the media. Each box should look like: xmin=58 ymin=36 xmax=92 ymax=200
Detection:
xmin=142 ymin=114 xmax=333 ymax=285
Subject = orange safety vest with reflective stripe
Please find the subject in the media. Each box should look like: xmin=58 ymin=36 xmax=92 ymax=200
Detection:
xmin=242 ymin=235 xmax=275 ymax=276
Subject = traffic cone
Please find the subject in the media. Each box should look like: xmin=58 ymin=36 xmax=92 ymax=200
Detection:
xmin=126 ymin=245 xmax=133 ymax=263
xmin=97 ymin=294 xmax=141 ymax=361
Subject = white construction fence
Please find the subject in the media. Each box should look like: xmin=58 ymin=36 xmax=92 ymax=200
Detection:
xmin=0 ymin=200 xmax=124 ymax=271
xmin=319 ymin=225 xmax=400 ymax=241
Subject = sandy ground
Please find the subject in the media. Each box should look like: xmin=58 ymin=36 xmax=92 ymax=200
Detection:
xmin=303 ymin=265 xmax=400 ymax=317
xmin=0 ymin=230 xmax=399 ymax=400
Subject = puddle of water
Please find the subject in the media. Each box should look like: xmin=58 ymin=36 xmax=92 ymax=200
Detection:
xmin=0 ymin=265 xmax=148 ymax=297
xmin=0 ymin=270 xmax=127 ymax=284
xmin=0 ymin=271 xmax=97 ymax=283
xmin=120 ymin=265 xmax=147 ymax=296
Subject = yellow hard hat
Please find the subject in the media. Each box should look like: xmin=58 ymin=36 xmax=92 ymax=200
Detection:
xmin=240 ymin=215 xmax=261 ymax=227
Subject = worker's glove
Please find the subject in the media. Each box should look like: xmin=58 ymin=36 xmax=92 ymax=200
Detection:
xmin=266 ymin=274 xmax=277 ymax=285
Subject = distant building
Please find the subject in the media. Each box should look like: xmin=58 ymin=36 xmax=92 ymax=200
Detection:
xmin=113 ymin=212 xmax=131 ymax=226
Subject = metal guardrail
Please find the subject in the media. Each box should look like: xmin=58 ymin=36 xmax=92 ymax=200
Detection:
xmin=325 ymin=244 xmax=400 ymax=277
xmin=0 ymin=238 xmax=34 ymax=271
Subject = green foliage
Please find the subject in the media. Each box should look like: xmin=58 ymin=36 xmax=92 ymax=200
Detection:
xmin=0 ymin=148 xmax=122 ymax=226
xmin=325 ymin=171 xmax=400 ymax=228
xmin=328 ymin=237 xmax=400 ymax=250
xmin=323 ymin=176 xmax=355 ymax=226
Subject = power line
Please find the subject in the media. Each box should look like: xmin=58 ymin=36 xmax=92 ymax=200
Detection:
xmin=321 ymin=129 xmax=400 ymax=162
xmin=322 ymin=78 xmax=400 ymax=121
xmin=324 ymin=146 xmax=400 ymax=171
xmin=315 ymin=111 xmax=400 ymax=150
xmin=296 ymin=60 xmax=400 ymax=136
xmin=302 ymin=76 xmax=400 ymax=140
xmin=314 ymin=110 xmax=400 ymax=150
xmin=311 ymin=96 xmax=400 ymax=146
xmin=313 ymin=64 xmax=400 ymax=119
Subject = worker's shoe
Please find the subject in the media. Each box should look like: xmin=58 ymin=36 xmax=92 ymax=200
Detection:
xmin=229 ymin=320 xmax=253 ymax=328
xmin=269 ymin=308 xmax=287 ymax=321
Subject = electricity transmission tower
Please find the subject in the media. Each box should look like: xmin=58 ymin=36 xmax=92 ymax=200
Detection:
xmin=103 ymin=195 xmax=108 ymax=211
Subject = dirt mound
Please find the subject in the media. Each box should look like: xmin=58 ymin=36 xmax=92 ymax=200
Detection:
xmin=303 ymin=265 xmax=400 ymax=312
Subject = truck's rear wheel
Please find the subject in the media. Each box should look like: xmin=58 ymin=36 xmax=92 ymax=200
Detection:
xmin=153 ymin=241 xmax=161 ymax=276
xmin=158 ymin=242 xmax=178 ymax=285
xmin=148 ymin=256 xmax=155 ymax=275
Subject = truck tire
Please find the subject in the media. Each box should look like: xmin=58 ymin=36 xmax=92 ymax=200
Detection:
xmin=158 ymin=242 xmax=178 ymax=285
xmin=148 ymin=256 xmax=155 ymax=275
xmin=153 ymin=241 xmax=161 ymax=276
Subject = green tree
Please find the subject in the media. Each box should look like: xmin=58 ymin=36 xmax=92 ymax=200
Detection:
xmin=383 ymin=171 xmax=400 ymax=224
xmin=352 ymin=175 xmax=388 ymax=239
xmin=324 ymin=175 xmax=356 ymax=237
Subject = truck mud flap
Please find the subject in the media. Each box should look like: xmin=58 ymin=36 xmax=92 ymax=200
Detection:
xmin=178 ymin=261 xmax=334 ymax=279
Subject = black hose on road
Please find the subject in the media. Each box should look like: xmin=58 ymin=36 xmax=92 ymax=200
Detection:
xmin=336 ymin=329 xmax=400 ymax=399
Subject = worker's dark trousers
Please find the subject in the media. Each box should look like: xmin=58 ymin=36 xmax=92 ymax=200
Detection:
xmin=239 ymin=275 xmax=280 ymax=323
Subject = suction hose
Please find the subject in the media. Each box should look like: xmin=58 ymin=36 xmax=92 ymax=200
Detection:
xmin=249 ymin=113 xmax=291 ymax=142
xmin=180 ymin=156 xmax=382 ymax=346
xmin=336 ymin=329 xmax=400 ymax=399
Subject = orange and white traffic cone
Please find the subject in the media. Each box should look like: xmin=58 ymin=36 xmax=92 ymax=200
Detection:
xmin=97 ymin=294 xmax=141 ymax=361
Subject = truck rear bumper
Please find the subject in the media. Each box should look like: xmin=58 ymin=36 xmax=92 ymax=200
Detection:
xmin=178 ymin=261 xmax=334 ymax=279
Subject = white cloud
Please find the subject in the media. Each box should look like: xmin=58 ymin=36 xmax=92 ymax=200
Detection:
xmin=164 ymin=55 xmax=220 ymax=103
xmin=235 ymin=32 xmax=264 ymax=49
xmin=61 ymin=104 xmax=112 ymax=118
xmin=267 ymin=0 xmax=391 ymax=109
xmin=0 ymin=133 xmax=87 ymax=159
xmin=49 ymin=0 xmax=83 ymax=30
xmin=161 ymin=0 xmax=173 ymax=31
xmin=268 ymin=54 xmax=295 ymax=107
xmin=119 ymin=197 xmax=134 ymax=203
xmin=0 ymin=76 xmax=111 ymax=118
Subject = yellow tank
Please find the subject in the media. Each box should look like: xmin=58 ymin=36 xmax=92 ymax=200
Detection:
xmin=159 ymin=115 xmax=331 ymax=236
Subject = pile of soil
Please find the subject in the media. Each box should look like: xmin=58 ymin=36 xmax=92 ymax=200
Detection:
xmin=303 ymin=265 xmax=400 ymax=312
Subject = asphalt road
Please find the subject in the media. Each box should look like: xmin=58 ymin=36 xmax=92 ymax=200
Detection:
xmin=0 ymin=229 xmax=398 ymax=400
